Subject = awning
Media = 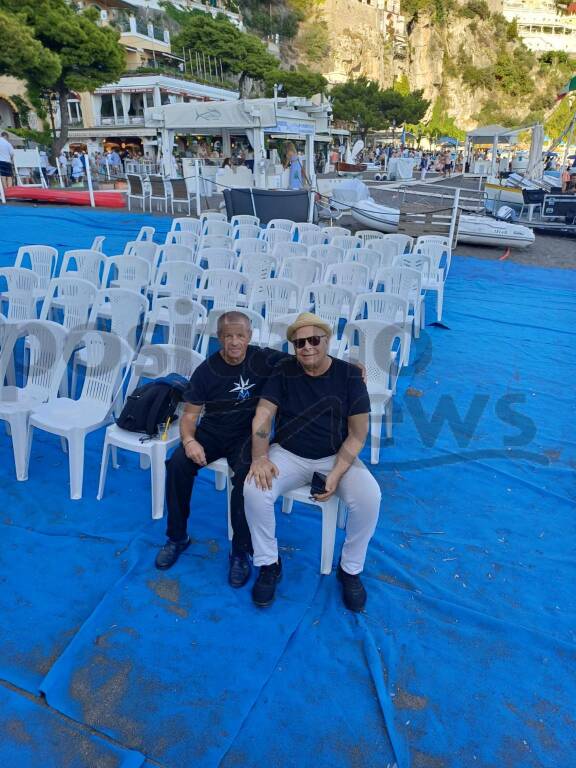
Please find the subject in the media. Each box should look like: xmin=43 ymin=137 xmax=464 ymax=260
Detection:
xmin=145 ymin=99 xmax=277 ymax=132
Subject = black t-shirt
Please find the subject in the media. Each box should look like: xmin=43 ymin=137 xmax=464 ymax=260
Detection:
xmin=184 ymin=345 xmax=286 ymax=437
xmin=261 ymin=357 xmax=371 ymax=459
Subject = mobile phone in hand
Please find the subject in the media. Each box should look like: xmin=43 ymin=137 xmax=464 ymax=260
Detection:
xmin=310 ymin=471 xmax=327 ymax=498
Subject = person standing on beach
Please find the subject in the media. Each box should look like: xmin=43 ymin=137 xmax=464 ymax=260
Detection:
xmin=0 ymin=132 xmax=15 ymax=189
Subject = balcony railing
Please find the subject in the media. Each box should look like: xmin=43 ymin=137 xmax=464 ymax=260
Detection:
xmin=117 ymin=17 xmax=170 ymax=44
xmin=96 ymin=116 xmax=146 ymax=127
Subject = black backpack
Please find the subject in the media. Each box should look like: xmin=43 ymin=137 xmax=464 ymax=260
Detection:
xmin=116 ymin=377 xmax=188 ymax=438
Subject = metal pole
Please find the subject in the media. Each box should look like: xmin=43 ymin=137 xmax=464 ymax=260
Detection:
xmin=105 ymin=156 xmax=111 ymax=180
xmin=84 ymin=152 xmax=96 ymax=208
xmin=55 ymin=157 xmax=65 ymax=188
xmin=448 ymin=187 xmax=460 ymax=248
xmin=194 ymin=158 xmax=201 ymax=216
xmin=0 ymin=177 xmax=6 ymax=204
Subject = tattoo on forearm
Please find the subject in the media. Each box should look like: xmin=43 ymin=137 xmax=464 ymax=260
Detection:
xmin=255 ymin=429 xmax=270 ymax=439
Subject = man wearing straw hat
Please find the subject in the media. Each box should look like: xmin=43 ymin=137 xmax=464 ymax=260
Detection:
xmin=244 ymin=312 xmax=381 ymax=612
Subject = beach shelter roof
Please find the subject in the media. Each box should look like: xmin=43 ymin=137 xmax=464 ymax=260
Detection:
xmin=145 ymin=99 xmax=278 ymax=132
xmin=465 ymin=124 xmax=518 ymax=143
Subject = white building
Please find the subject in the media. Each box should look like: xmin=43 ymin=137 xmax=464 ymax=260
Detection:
xmin=502 ymin=0 xmax=576 ymax=52
xmin=67 ymin=74 xmax=238 ymax=155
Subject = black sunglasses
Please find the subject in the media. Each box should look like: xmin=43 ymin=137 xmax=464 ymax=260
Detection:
xmin=292 ymin=334 xmax=326 ymax=349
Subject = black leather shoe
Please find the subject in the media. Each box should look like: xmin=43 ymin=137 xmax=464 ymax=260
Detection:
xmin=155 ymin=537 xmax=191 ymax=570
xmin=252 ymin=558 xmax=282 ymax=607
xmin=337 ymin=564 xmax=367 ymax=612
xmin=228 ymin=549 xmax=251 ymax=588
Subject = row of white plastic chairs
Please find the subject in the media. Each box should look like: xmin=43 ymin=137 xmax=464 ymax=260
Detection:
xmin=0 ymin=307 xmax=403 ymax=509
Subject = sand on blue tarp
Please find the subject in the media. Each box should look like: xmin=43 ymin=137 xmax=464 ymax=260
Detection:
xmin=0 ymin=207 xmax=575 ymax=768
xmin=0 ymin=684 xmax=145 ymax=768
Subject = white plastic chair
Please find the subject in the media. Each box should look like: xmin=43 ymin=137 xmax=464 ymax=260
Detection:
xmin=101 ymin=256 xmax=150 ymax=295
xmin=197 ymin=234 xmax=234 ymax=252
xmin=235 ymin=238 xmax=268 ymax=256
xmin=343 ymin=319 xmax=403 ymax=464
xmin=300 ymin=283 xmax=354 ymax=355
xmin=170 ymin=217 xmax=202 ymax=236
xmin=272 ymin=242 xmax=308 ymax=261
xmin=71 ymin=288 xmax=148 ymax=397
xmin=154 ymin=244 xmax=195 ymax=274
xmin=231 ymin=214 xmax=260 ymax=228
xmin=60 ymin=250 xmax=105 ymax=288
xmin=197 ymin=269 xmax=249 ymax=310
xmin=202 ymin=220 xmax=233 ymax=237
xmin=299 ymin=230 xmax=325 ymax=247
xmin=249 ymin=278 xmax=300 ymax=336
xmin=356 ymin=230 xmax=385 ymax=246
xmin=415 ymin=235 xmax=451 ymax=251
xmin=366 ymin=239 xmax=400 ymax=269
xmin=197 ymin=247 xmax=237 ymax=271
xmin=200 ymin=212 xmax=227 ymax=226
xmin=382 ymin=233 xmax=414 ymax=254
xmin=97 ymin=344 xmax=205 ymax=519
xmin=198 ymin=307 xmax=266 ymax=357
xmin=308 ymin=245 xmax=345 ymax=276
xmin=397 ymin=255 xmax=431 ymax=328
xmin=291 ymin=222 xmax=319 ymax=240
xmin=233 ymin=224 xmax=261 ymax=240
xmin=350 ymin=292 xmax=410 ymax=365
xmin=321 ymin=226 xmax=351 ymax=242
xmin=90 ymin=236 xmax=106 ymax=253
xmin=40 ymin=277 xmax=96 ymax=331
xmin=325 ymin=262 xmax=370 ymax=293
xmin=414 ymin=242 xmax=451 ymax=321
xmin=280 ymin=486 xmax=342 ymax=575
xmin=150 ymin=261 xmax=203 ymax=302
xmin=263 ymin=229 xmax=292 ymax=248
xmin=144 ymin=296 xmax=206 ymax=349
xmin=28 ymin=330 xmax=134 ymax=499
xmin=266 ymin=219 xmax=294 ymax=231
xmin=331 ymin=235 xmax=362 ymax=252
xmin=0 ymin=268 xmax=39 ymax=320
xmin=374 ymin=267 xmax=424 ymax=339
xmin=164 ymin=231 xmax=199 ymax=253
xmin=0 ymin=320 xmax=68 ymax=481
xmin=123 ymin=241 xmax=158 ymax=268
xmin=347 ymin=248 xmax=383 ymax=284
xmin=278 ymin=257 xmax=323 ymax=302
xmin=237 ymin=253 xmax=277 ymax=285
xmin=135 ymin=226 xmax=155 ymax=242
xmin=14 ymin=246 xmax=58 ymax=301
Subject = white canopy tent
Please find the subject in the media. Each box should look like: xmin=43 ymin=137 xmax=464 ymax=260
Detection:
xmin=145 ymin=97 xmax=324 ymax=189
xmin=465 ymin=124 xmax=520 ymax=177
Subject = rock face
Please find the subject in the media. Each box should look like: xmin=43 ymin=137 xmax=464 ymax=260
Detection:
xmin=316 ymin=0 xmax=550 ymax=129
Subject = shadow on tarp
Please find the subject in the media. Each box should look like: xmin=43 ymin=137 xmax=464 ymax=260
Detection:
xmin=0 ymin=204 xmax=574 ymax=768
xmin=0 ymin=684 xmax=145 ymax=768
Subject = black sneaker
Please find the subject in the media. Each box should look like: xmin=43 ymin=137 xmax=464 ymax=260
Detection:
xmin=252 ymin=558 xmax=282 ymax=608
xmin=155 ymin=537 xmax=191 ymax=570
xmin=337 ymin=564 xmax=367 ymax=612
xmin=228 ymin=549 xmax=251 ymax=588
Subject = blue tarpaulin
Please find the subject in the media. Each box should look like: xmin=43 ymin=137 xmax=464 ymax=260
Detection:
xmin=0 ymin=206 xmax=575 ymax=767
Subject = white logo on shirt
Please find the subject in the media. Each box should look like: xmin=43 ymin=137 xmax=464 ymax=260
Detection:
xmin=230 ymin=376 xmax=256 ymax=401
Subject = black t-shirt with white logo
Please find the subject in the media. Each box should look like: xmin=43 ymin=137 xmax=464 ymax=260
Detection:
xmin=261 ymin=357 xmax=371 ymax=459
xmin=184 ymin=345 xmax=286 ymax=438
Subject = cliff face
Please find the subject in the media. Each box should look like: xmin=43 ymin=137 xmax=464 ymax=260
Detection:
xmin=312 ymin=0 xmax=564 ymax=129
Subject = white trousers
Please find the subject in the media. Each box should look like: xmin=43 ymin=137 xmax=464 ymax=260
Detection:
xmin=244 ymin=445 xmax=381 ymax=574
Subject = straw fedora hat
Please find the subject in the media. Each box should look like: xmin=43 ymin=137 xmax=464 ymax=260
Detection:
xmin=286 ymin=312 xmax=332 ymax=342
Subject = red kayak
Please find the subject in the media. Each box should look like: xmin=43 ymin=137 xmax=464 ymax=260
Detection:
xmin=5 ymin=187 xmax=126 ymax=208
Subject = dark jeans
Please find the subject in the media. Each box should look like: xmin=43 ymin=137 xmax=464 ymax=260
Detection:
xmin=165 ymin=427 xmax=252 ymax=552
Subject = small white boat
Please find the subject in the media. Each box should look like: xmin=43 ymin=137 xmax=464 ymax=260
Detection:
xmin=350 ymin=198 xmax=535 ymax=249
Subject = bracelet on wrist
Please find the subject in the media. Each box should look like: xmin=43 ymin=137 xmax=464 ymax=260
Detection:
xmin=183 ymin=438 xmax=196 ymax=447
